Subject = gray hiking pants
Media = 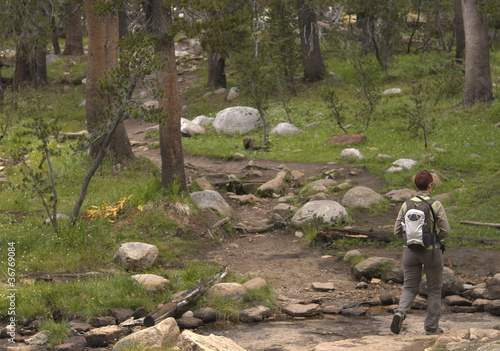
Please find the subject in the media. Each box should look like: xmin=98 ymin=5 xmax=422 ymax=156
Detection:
xmin=396 ymin=247 xmax=444 ymax=332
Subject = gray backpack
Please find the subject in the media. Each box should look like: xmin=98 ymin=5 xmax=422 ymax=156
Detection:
xmin=403 ymin=196 xmax=437 ymax=248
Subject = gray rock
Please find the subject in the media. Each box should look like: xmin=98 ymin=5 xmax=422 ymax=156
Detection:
xmin=381 ymin=267 xmax=404 ymax=284
xmin=256 ymin=170 xmax=288 ymax=196
xmin=343 ymin=250 xmax=363 ymax=263
xmin=131 ymin=274 xmax=170 ymax=291
xmin=192 ymin=115 xmax=214 ymax=126
xmin=303 ymin=179 xmax=338 ymax=191
xmin=291 ymin=200 xmax=348 ymax=227
xmin=243 ymin=277 xmax=267 ymax=291
xmin=311 ymin=282 xmax=335 ymax=292
xmin=379 ymin=291 xmax=394 ymax=305
xmin=392 ymin=158 xmax=417 ymax=170
xmin=177 ymin=330 xmax=247 ymax=351
xmin=270 ymin=122 xmax=302 ymax=135
xmin=208 ymin=283 xmax=247 ymax=302
xmin=113 ymin=308 xmax=134 ymax=324
xmin=143 ymin=100 xmax=159 ymax=109
xmin=190 ymin=190 xmax=233 ymax=217
xmin=181 ymin=118 xmax=206 ymax=137
xmin=239 ymin=305 xmax=272 ymax=323
xmin=195 ymin=177 xmax=214 ymax=191
xmin=113 ymin=242 xmax=159 ymax=271
xmin=339 ymin=148 xmax=364 ymax=159
xmin=384 ymin=189 xmax=416 ymax=202
xmin=86 ymin=325 xmax=128 ymax=347
xmin=111 ymin=317 xmax=179 ymax=351
xmin=90 ymin=316 xmax=117 ymax=327
xmin=54 ymin=336 xmax=86 ymax=351
xmin=486 ymin=300 xmax=500 ymax=316
xmin=341 ymin=186 xmax=384 ymax=209
xmin=272 ymin=203 xmax=297 ymax=217
xmin=421 ymin=267 xmax=463 ymax=297
xmin=341 ymin=307 xmax=367 ymax=317
xmin=25 ymin=331 xmax=50 ymax=346
xmin=352 ymin=257 xmax=398 ymax=280
xmin=444 ymin=295 xmax=472 ymax=306
xmin=282 ymin=303 xmax=321 ymax=317
xmin=213 ymin=106 xmax=262 ymax=135
xmin=194 ymin=307 xmax=217 ymax=323
xmin=382 ymin=88 xmax=403 ymax=95
xmin=226 ymin=87 xmax=240 ymax=101
xmin=176 ymin=316 xmax=203 ymax=329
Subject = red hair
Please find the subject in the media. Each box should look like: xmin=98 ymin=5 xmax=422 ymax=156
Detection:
xmin=415 ymin=170 xmax=433 ymax=191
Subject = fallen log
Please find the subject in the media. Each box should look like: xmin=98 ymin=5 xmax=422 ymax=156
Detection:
xmin=460 ymin=221 xmax=500 ymax=229
xmin=315 ymin=228 xmax=395 ymax=244
xmin=124 ymin=267 xmax=227 ymax=327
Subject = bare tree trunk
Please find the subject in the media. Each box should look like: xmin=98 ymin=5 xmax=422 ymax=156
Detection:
xmin=85 ymin=0 xmax=135 ymax=162
xmin=207 ymin=51 xmax=226 ymax=89
xmin=461 ymin=0 xmax=493 ymax=105
xmin=51 ymin=17 xmax=61 ymax=55
xmin=145 ymin=0 xmax=187 ymax=192
xmin=454 ymin=0 xmax=465 ymax=61
xmin=297 ymin=0 xmax=326 ymax=82
xmin=63 ymin=0 xmax=84 ymax=56
xmin=33 ymin=46 xmax=48 ymax=88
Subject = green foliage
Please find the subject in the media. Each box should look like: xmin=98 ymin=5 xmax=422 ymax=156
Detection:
xmin=8 ymin=96 xmax=62 ymax=231
xmin=38 ymin=320 xmax=72 ymax=348
xmin=401 ymin=83 xmax=434 ymax=148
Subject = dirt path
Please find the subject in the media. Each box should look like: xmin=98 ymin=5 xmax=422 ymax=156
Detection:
xmin=124 ymin=107 xmax=500 ymax=350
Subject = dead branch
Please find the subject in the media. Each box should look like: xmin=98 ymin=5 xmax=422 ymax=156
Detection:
xmin=130 ymin=267 xmax=227 ymax=327
xmin=460 ymin=221 xmax=500 ymax=229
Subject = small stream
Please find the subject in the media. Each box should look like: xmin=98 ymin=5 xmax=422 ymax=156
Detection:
xmin=198 ymin=309 xmax=500 ymax=351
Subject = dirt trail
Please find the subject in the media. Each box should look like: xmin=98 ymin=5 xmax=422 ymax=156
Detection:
xmin=124 ymin=109 xmax=500 ymax=351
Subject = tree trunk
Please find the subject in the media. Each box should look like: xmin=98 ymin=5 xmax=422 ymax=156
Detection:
xmin=454 ymin=0 xmax=465 ymax=61
xmin=296 ymin=0 xmax=326 ymax=82
xmin=32 ymin=46 xmax=48 ymax=88
xmin=85 ymin=0 xmax=135 ymax=162
xmin=461 ymin=0 xmax=493 ymax=105
xmin=145 ymin=0 xmax=187 ymax=192
xmin=207 ymin=51 xmax=226 ymax=89
xmin=118 ymin=10 xmax=128 ymax=40
xmin=51 ymin=17 xmax=61 ymax=55
xmin=13 ymin=46 xmax=32 ymax=91
xmin=63 ymin=0 xmax=84 ymax=56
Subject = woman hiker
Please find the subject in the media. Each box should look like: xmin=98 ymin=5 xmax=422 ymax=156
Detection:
xmin=391 ymin=170 xmax=450 ymax=335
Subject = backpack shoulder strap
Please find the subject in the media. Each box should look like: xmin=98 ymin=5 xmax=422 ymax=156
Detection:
xmin=416 ymin=195 xmax=437 ymax=236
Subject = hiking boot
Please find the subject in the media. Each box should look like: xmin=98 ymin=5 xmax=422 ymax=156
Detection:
xmin=390 ymin=312 xmax=404 ymax=334
xmin=425 ymin=328 xmax=444 ymax=335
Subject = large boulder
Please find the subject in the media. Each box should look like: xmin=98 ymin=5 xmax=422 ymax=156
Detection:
xmin=113 ymin=242 xmax=159 ymax=271
xmin=192 ymin=115 xmax=214 ymax=126
xmin=341 ymin=186 xmax=384 ymax=208
xmin=112 ymin=318 xmax=180 ymax=351
xmin=190 ymin=190 xmax=233 ymax=217
xmin=177 ymin=330 xmax=247 ymax=351
xmin=291 ymin=200 xmax=348 ymax=227
xmin=213 ymin=106 xmax=262 ymax=135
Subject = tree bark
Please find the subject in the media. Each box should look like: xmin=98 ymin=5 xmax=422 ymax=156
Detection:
xmin=63 ymin=0 xmax=84 ymax=56
xmin=145 ymin=0 xmax=187 ymax=192
xmin=207 ymin=51 xmax=226 ymax=89
xmin=454 ymin=0 xmax=465 ymax=61
xmin=296 ymin=0 xmax=326 ymax=82
xmin=51 ymin=17 xmax=61 ymax=55
xmin=85 ymin=0 xmax=135 ymax=162
xmin=461 ymin=0 xmax=493 ymax=105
